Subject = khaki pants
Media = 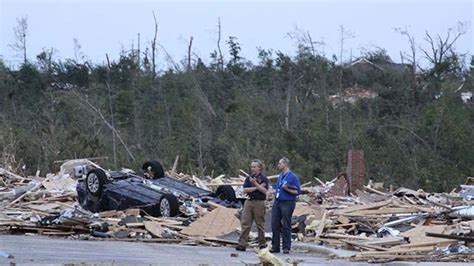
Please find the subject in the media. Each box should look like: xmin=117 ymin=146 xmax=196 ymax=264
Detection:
xmin=238 ymin=200 xmax=266 ymax=246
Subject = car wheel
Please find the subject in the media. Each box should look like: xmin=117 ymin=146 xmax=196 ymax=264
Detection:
xmin=86 ymin=169 xmax=107 ymax=197
xmin=215 ymin=185 xmax=236 ymax=202
xmin=142 ymin=160 xmax=165 ymax=179
xmin=158 ymin=194 xmax=179 ymax=217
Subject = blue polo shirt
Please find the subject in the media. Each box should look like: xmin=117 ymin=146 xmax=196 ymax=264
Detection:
xmin=275 ymin=170 xmax=301 ymax=201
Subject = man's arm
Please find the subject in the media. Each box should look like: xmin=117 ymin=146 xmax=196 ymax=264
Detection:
xmin=282 ymin=184 xmax=298 ymax=195
xmin=245 ymin=177 xmax=268 ymax=193
xmin=254 ymin=178 xmax=268 ymax=194
xmin=283 ymin=174 xmax=300 ymax=195
xmin=243 ymin=187 xmax=258 ymax=193
xmin=243 ymin=177 xmax=257 ymax=193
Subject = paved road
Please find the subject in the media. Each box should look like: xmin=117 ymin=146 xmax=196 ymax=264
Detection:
xmin=0 ymin=235 xmax=357 ymax=265
xmin=0 ymin=235 xmax=467 ymax=265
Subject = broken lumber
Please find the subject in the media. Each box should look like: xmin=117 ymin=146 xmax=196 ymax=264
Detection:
xmin=425 ymin=232 xmax=474 ymax=242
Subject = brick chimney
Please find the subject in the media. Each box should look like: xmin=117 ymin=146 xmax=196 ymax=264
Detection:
xmin=347 ymin=150 xmax=365 ymax=192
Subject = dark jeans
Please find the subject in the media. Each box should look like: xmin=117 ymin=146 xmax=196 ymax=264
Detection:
xmin=271 ymin=200 xmax=296 ymax=251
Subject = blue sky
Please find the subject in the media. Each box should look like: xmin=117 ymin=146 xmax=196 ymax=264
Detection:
xmin=0 ymin=0 xmax=472 ymax=69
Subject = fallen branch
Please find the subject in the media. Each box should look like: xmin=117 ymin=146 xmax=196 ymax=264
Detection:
xmin=80 ymin=96 xmax=136 ymax=162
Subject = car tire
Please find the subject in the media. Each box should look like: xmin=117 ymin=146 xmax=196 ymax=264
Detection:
xmin=158 ymin=193 xmax=179 ymax=217
xmin=86 ymin=169 xmax=107 ymax=198
xmin=142 ymin=160 xmax=165 ymax=179
xmin=215 ymin=185 xmax=236 ymax=202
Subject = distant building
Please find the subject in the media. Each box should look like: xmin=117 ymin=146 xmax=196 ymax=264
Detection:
xmin=349 ymin=58 xmax=412 ymax=75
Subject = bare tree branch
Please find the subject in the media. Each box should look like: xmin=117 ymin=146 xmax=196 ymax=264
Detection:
xmin=151 ymin=11 xmax=158 ymax=82
xmin=159 ymin=44 xmax=181 ymax=72
xmin=187 ymin=36 xmax=193 ymax=71
xmin=9 ymin=16 xmax=28 ymax=64
xmin=105 ymin=53 xmax=117 ymax=167
xmin=217 ymin=17 xmax=224 ymax=71
xmin=74 ymin=92 xmax=136 ymax=162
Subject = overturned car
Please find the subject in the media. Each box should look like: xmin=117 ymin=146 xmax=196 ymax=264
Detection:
xmin=76 ymin=160 xmax=239 ymax=217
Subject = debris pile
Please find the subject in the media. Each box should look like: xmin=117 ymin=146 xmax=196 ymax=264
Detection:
xmin=0 ymin=162 xmax=242 ymax=246
xmin=1 ymin=160 xmax=474 ymax=263
xmin=293 ymin=178 xmax=474 ymax=262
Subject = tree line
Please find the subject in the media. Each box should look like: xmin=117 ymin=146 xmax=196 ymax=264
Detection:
xmin=1 ymin=18 xmax=472 ymax=192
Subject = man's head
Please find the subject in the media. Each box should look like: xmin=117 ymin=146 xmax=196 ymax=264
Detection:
xmin=250 ymin=159 xmax=264 ymax=175
xmin=277 ymin=157 xmax=290 ymax=172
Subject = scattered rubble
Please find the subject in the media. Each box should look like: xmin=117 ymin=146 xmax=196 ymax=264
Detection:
xmin=0 ymin=160 xmax=245 ymax=247
xmin=1 ymin=160 xmax=474 ymax=263
xmin=291 ymin=177 xmax=474 ymax=262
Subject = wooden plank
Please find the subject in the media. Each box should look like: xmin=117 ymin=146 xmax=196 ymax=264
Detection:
xmin=99 ymin=210 xmax=119 ymax=218
xmin=143 ymin=221 xmax=163 ymax=238
xmin=344 ymin=207 xmax=424 ymax=216
xmin=7 ymin=179 xmax=46 ymax=207
xmin=125 ymin=222 xmax=144 ymax=228
xmin=339 ymin=239 xmax=389 ymax=251
xmin=373 ymin=182 xmax=384 ymax=190
xmin=140 ymin=239 xmax=183 ymax=243
xmin=53 ymin=201 xmax=78 ymax=210
xmin=305 ymin=237 xmax=345 ymax=246
xmin=204 ymin=237 xmax=239 ymax=245
xmin=360 ymin=237 xmax=406 ymax=247
xmin=41 ymin=231 xmax=75 ymax=236
xmin=207 ymin=201 xmax=223 ymax=209
xmin=400 ymin=224 xmax=446 ymax=245
xmin=170 ymin=155 xmax=179 ymax=176
xmin=403 ymin=195 xmax=417 ymax=205
xmin=323 ymin=233 xmax=373 ymax=240
xmin=425 ymin=232 xmax=474 ymax=242
xmin=363 ymin=185 xmax=387 ymax=196
xmin=315 ymin=211 xmax=327 ymax=237
xmin=333 ymin=199 xmax=392 ymax=215
xmin=163 ymin=224 xmax=186 ymax=231
xmin=337 ymin=215 xmax=351 ymax=224
xmin=239 ymin=169 xmax=251 ymax=178
xmin=24 ymin=203 xmax=61 ymax=212
xmin=14 ymin=226 xmax=69 ymax=233
xmin=355 ymin=190 xmax=387 ymax=204
xmin=124 ymin=209 xmax=141 ymax=217
xmin=351 ymin=254 xmax=428 ymax=261
xmin=397 ymin=239 xmax=456 ymax=249
xmin=88 ymin=237 xmax=182 ymax=243
xmin=19 ymin=192 xmax=76 ymax=205
xmin=314 ymin=177 xmax=326 ymax=186
xmin=293 ymin=202 xmax=324 ymax=217
xmin=356 ymin=246 xmax=435 ymax=256
xmin=325 ymin=223 xmax=358 ymax=229
xmin=267 ymin=175 xmax=279 ymax=180
xmin=425 ymin=198 xmax=453 ymax=211
xmin=143 ymin=216 xmax=185 ymax=225
xmin=180 ymin=207 xmax=240 ymax=237
xmin=0 ymin=168 xmax=24 ymax=180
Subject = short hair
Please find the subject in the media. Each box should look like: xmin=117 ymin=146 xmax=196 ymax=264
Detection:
xmin=251 ymin=159 xmax=264 ymax=170
xmin=280 ymin=157 xmax=290 ymax=166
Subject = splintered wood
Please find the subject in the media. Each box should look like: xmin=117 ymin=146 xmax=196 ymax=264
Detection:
xmin=294 ymin=180 xmax=474 ymax=263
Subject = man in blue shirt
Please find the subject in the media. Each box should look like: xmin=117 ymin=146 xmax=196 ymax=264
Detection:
xmin=270 ymin=157 xmax=301 ymax=254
